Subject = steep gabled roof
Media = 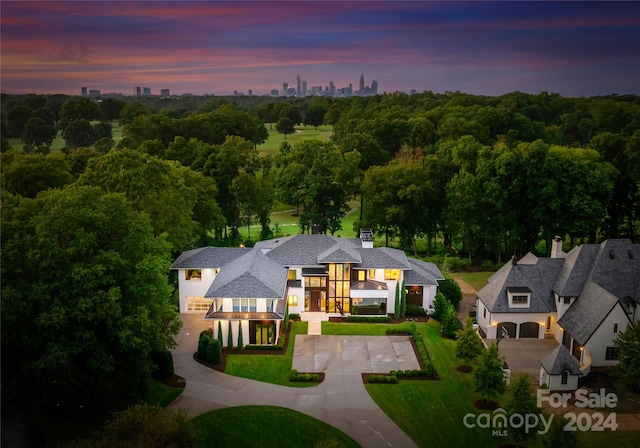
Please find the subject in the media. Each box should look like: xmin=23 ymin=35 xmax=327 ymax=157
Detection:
xmin=553 ymin=244 xmax=600 ymax=297
xmin=405 ymin=258 xmax=445 ymax=286
xmin=557 ymin=281 xmax=627 ymax=345
xmin=540 ymin=345 xmax=582 ymax=375
xmin=204 ymin=249 xmax=287 ymax=299
xmin=477 ymin=254 xmax=563 ymax=313
xmin=170 ymin=247 xmax=247 ymax=269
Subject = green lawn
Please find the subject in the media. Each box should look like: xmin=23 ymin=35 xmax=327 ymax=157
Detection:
xmin=224 ymin=321 xmax=314 ymax=386
xmin=6 ymin=122 xmax=123 ymax=152
xmin=192 ymin=405 xmax=359 ymax=448
xmin=454 ymin=271 xmax=495 ymax=291
xmin=144 ymin=379 xmax=183 ymax=408
xmin=257 ymin=124 xmax=333 ymax=156
xmin=322 ymin=321 xmax=415 ymax=336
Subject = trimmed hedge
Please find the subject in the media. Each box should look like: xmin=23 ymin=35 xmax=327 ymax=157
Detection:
xmin=405 ymin=304 xmax=427 ymax=317
xmin=289 ymin=369 xmax=320 ymax=382
xmin=368 ymin=374 xmax=398 ymax=384
xmin=243 ymin=344 xmax=284 ymax=351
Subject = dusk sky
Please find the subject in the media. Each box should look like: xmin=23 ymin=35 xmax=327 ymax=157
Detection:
xmin=1 ymin=1 xmax=639 ymax=97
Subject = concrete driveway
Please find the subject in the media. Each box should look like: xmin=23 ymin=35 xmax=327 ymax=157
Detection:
xmin=293 ymin=335 xmax=420 ymax=374
xmin=491 ymin=338 xmax=558 ymax=380
xmin=170 ymin=314 xmax=419 ymax=448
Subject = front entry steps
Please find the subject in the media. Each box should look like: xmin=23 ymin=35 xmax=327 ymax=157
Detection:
xmin=300 ymin=312 xmax=330 ymax=335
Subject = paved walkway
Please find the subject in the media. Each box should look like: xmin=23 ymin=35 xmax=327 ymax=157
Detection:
xmin=169 ymin=314 xmax=418 ymax=448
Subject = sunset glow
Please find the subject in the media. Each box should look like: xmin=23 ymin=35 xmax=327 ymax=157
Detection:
xmin=1 ymin=1 xmax=639 ymax=96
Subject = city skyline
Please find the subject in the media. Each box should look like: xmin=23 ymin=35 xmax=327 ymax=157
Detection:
xmin=1 ymin=1 xmax=639 ymax=97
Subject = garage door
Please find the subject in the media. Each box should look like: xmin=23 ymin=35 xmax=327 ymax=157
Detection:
xmin=519 ymin=322 xmax=540 ymax=338
xmin=497 ymin=322 xmax=516 ymax=340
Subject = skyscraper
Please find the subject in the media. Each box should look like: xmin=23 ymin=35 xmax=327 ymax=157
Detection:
xmin=297 ymin=75 xmax=301 ymax=96
xmin=359 ymin=74 xmax=365 ymax=96
xmin=81 ymin=86 xmax=87 ymax=96
xmin=135 ymin=86 xmax=141 ymax=96
xmin=371 ymin=80 xmax=378 ymax=95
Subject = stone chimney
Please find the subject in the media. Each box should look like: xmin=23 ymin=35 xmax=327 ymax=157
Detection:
xmin=551 ymin=236 xmax=565 ymax=259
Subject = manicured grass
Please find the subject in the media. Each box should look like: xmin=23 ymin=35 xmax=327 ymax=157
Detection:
xmin=145 ymin=379 xmax=183 ymax=407
xmin=257 ymin=124 xmax=333 ymax=156
xmin=366 ymin=320 xmax=501 ymax=447
xmin=192 ymin=405 xmax=360 ymax=448
xmin=454 ymin=271 xmax=495 ymax=291
xmin=224 ymin=321 xmax=313 ymax=386
xmin=321 ymin=321 xmax=416 ymax=336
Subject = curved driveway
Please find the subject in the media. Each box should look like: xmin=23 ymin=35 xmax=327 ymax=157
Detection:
xmin=169 ymin=314 xmax=417 ymax=448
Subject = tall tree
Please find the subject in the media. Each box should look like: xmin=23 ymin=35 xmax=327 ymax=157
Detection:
xmin=455 ymin=317 xmax=484 ymax=367
xmin=1 ymin=186 xmax=180 ymax=412
xmin=22 ymin=117 xmax=57 ymax=147
xmin=474 ymin=343 xmax=506 ymax=407
xmin=503 ymin=372 xmax=539 ymax=447
xmin=80 ymin=149 xmax=201 ymax=251
xmin=614 ymin=321 xmax=640 ymax=389
xmin=1 ymin=150 xmax=74 ymax=198
xmin=276 ymin=117 xmax=294 ymax=139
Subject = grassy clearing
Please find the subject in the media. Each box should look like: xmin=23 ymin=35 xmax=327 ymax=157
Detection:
xmin=257 ymin=124 xmax=333 ymax=156
xmin=192 ymin=405 xmax=359 ymax=448
xmin=224 ymin=321 xmax=313 ymax=386
xmin=454 ymin=271 xmax=495 ymax=291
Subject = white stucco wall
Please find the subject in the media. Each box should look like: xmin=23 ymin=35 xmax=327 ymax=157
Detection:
xmin=586 ymin=303 xmax=630 ymax=367
xmin=539 ymin=367 xmax=580 ymax=391
xmin=178 ymin=268 xmax=218 ymax=313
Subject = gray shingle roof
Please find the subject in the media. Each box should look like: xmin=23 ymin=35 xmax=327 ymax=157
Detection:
xmin=477 ymin=254 xmax=564 ymax=313
xmin=356 ymin=247 xmax=411 ymax=269
xmin=540 ymin=344 xmax=583 ymax=375
xmin=589 ymin=239 xmax=640 ymax=300
xmin=255 ymin=234 xmax=357 ymax=266
xmin=405 ymin=258 xmax=445 ymax=286
xmin=204 ymin=249 xmax=287 ymax=299
xmin=351 ymin=279 xmax=389 ymax=291
xmin=317 ymin=238 xmax=362 ymax=263
xmin=557 ymin=281 xmax=621 ymax=345
xmin=554 ymin=244 xmax=600 ymax=297
xmin=171 ymin=247 xmax=247 ymax=269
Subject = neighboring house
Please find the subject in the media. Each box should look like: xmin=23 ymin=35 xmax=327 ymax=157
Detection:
xmin=477 ymin=238 xmax=640 ymax=377
xmin=171 ymin=230 xmax=444 ymax=347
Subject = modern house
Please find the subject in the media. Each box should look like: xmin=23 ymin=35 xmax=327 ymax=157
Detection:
xmin=476 ymin=238 xmax=640 ymax=378
xmin=171 ymin=231 xmax=444 ymax=347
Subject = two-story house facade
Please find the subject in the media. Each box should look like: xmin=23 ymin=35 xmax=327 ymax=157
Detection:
xmin=171 ymin=231 xmax=444 ymax=347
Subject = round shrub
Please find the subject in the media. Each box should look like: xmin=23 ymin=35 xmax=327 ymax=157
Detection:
xmin=297 ymin=374 xmax=306 ymax=381
xmin=290 ymin=370 xmax=299 ymax=381
xmin=303 ymin=373 xmax=311 ymax=381
xmin=310 ymin=374 xmax=319 ymax=381
xmin=404 ymin=369 xmax=413 ymax=377
xmin=151 ymin=350 xmax=174 ymax=380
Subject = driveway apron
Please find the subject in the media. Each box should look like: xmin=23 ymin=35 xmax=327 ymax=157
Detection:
xmin=170 ymin=314 xmax=418 ymax=448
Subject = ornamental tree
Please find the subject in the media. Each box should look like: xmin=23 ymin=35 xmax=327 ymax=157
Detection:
xmin=474 ymin=342 xmax=506 ymax=407
xmin=455 ymin=317 xmax=484 ymax=367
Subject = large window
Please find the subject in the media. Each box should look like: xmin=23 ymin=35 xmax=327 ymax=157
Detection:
xmin=250 ymin=321 xmax=276 ymax=345
xmin=187 ymin=296 xmax=211 ymax=311
xmin=288 ymin=295 xmax=298 ymax=306
xmin=232 ymin=299 xmax=257 ymax=312
xmin=605 ymin=346 xmax=619 ymax=361
xmin=186 ymin=269 xmax=201 ymax=281
xmin=329 ymin=263 xmax=350 ymax=313
xmin=357 ymin=270 xmax=366 ymax=281
xmin=384 ymin=269 xmax=401 ymax=281
xmin=288 ymin=269 xmax=297 ymax=280
xmin=304 ymin=276 xmax=327 ymax=288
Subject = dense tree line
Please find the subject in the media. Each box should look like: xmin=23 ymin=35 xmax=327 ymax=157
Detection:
xmin=5 ymin=89 xmax=636 ymax=441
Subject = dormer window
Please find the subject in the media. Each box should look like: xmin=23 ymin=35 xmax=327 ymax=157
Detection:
xmin=507 ymin=287 xmax=531 ymax=308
